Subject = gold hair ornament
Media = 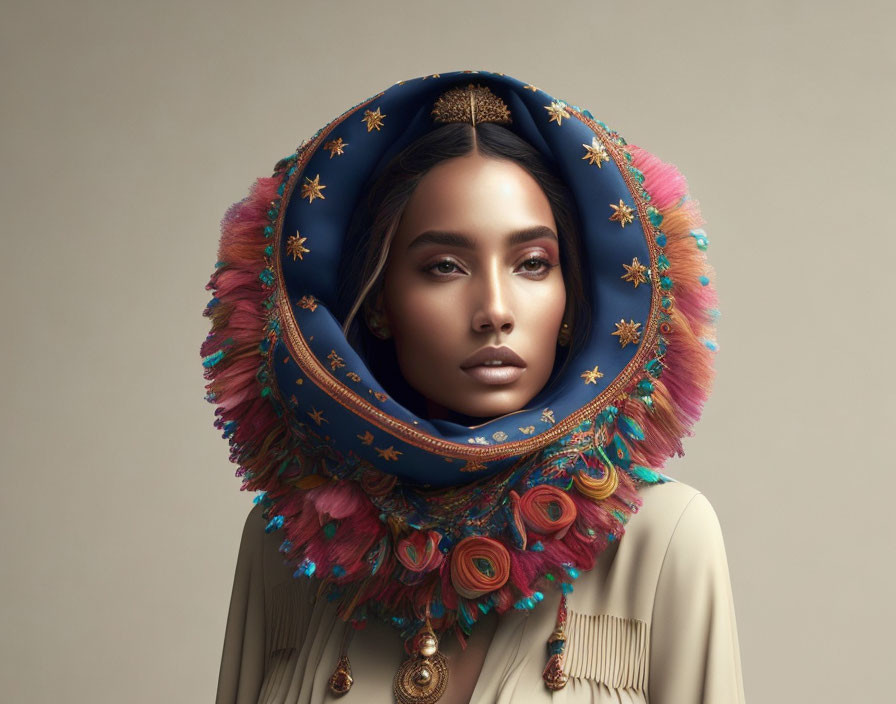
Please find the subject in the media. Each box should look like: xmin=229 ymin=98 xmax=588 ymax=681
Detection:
xmin=431 ymin=83 xmax=512 ymax=126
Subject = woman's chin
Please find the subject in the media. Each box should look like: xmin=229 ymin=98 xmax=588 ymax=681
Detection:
xmin=425 ymin=389 xmax=536 ymax=425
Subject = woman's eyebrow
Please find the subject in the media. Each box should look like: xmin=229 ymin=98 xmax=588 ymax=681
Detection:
xmin=407 ymin=225 xmax=558 ymax=250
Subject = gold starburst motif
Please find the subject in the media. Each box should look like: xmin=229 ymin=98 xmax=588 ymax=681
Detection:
xmin=308 ymin=407 xmax=327 ymax=425
xmin=327 ymin=350 xmax=345 ymax=371
xmin=581 ymin=366 xmax=604 ymax=384
xmin=287 ymin=232 xmax=310 ymax=260
xmin=519 ymin=425 xmax=536 ymax=435
xmin=375 ymin=445 xmax=402 ymax=461
xmin=612 ymin=319 xmax=642 ymax=348
xmin=300 ymin=174 xmax=326 ymax=203
xmin=357 ymin=431 xmax=374 ymax=445
xmin=461 ymin=460 xmax=487 ymax=472
xmin=540 ymin=408 xmax=556 ymax=424
xmin=297 ymin=295 xmax=317 ymax=311
xmin=323 ymin=137 xmax=347 ymax=158
xmin=362 ymin=107 xmax=386 ymax=132
xmin=295 ymin=378 xmax=304 ymax=385
xmin=545 ymin=101 xmax=570 ymax=125
xmin=372 ymin=391 xmax=388 ymax=402
xmin=609 ymin=200 xmax=635 ymax=227
xmin=345 ymin=371 xmax=361 ymax=382
xmin=582 ymin=137 xmax=610 ymax=167
xmin=523 ymin=84 xmax=538 ymax=92
xmin=621 ymin=257 xmax=648 ymax=287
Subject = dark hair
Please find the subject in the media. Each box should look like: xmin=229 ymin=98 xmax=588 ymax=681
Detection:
xmin=334 ymin=122 xmax=591 ymax=417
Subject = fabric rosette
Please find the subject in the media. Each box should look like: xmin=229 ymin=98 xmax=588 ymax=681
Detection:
xmin=449 ymin=536 xmax=511 ymax=600
xmin=518 ymin=485 xmax=578 ymax=540
xmin=395 ymin=529 xmax=444 ymax=574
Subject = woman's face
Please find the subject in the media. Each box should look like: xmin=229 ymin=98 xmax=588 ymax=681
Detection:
xmin=380 ymin=152 xmax=567 ymax=421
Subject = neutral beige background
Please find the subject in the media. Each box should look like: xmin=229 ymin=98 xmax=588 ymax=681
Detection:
xmin=1 ymin=0 xmax=892 ymax=702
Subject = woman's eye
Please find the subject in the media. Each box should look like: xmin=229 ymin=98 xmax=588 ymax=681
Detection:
xmin=518 ymin=257 xmax=551 ymax=274
xmin=424 ymin=259 xmax=462 ymax=276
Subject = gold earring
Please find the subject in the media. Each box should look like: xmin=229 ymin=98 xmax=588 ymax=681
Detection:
xmin=557 ymin=322 xmax=571 ymax=347
xmin=366 ymin=310 xmax=392 ymax=340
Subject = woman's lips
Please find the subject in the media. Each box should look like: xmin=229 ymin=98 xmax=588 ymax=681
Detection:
xmin=460 ymin=346 xmax=527 ymax=385
xmin=462 ymin=364 xmax=525 ymax=385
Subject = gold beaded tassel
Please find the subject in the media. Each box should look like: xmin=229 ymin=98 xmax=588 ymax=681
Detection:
xmin=542 ymin=593 xmax=570 ymax=690
xmin=328 ymin=624 xmax=356 ymax=696
xmin=393 ymin=620 xmax=449 ymax=704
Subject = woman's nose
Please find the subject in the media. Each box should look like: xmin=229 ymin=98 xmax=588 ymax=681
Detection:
xmin=471 ymin=265 xmax=515 ymax=335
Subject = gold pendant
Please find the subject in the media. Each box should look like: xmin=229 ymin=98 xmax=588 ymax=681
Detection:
xmin=393 ymin=624 xmax=448 ymax=704
xmin=393 ymin=651 xmax=448 ymax=704
xmin=328 ymin=654 xmax=353 ymax=695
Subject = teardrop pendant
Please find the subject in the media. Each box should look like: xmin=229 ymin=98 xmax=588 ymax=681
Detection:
xmin=543 ymin=594 xmax=569 ymax=690
xmin=328 ymin=623 xmax=356 ymax=696
xmin=327 ymin=654 xmax=353 ymax=695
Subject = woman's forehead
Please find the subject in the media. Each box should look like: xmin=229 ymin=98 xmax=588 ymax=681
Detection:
xmin=395 ymin=155 xmax=557 ymax=246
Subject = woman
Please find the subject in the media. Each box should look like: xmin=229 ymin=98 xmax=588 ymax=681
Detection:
xmin=202 ymin=72 xmax=745 ymax=704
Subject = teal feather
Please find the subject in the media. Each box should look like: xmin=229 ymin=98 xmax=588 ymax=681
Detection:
xmin=617 ymin=414 xmax=645 ymax=441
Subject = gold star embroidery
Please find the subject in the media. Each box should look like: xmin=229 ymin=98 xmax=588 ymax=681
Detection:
xmin=345 ymin=371 xmax=361 ymax=382
xmin=424 ymin=73 xmax=441 ymax=79
xmin=523 ymin=84 xmax=538 ymax=92
xmin=298 ymin=295 xmax=318 ymax=311
xmin=300 ymin=174 xmax=326 ymax=203
xmin=287 ymin=232 xmax=310 ymax=260
xmin=372 ymin=391 xmax=388 ymax=402
xmin=295 ymin=378 xmax=304 ymax=385
xmin=541 ymin=409 xmax=556 ymax=425
xmin=375 ymin=445 xmax=402 ymax=461
xmin=612 ymin=319 xmax=642 ymax=348
xmin=307 ymin=407 xmax=327 ymax=425
xmin=519 ymin=425 xmax=536 ymax=435
xmin=582 ymin=137 xmax=610 ymax=167
xmin=581 ymin=366 xmax=604 ymax=384
xmin=621 ymin=257 xmax=648 ymax=287
xmin=327 ymin=350 xmax=345 ymax=371
xmin=357 ymin=431 xmax=374 ymax=445
xmin=362 ymin=107 xmax=386 ymax=132
xmin=323 ymin=137 xmax=347 ymax=158
xmin=609 ymin=200 xmax=635 ymax=227
xmin=460 ymin=460 xmax=487 ymax=472
xmin=545 ymin=101 xmax=570 ymax=125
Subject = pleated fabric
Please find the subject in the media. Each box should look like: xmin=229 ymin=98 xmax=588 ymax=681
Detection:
xmin=215 ymin=481 xmax=746 ymax=704
xmin=564 ymin=613 xmax=648 ymax=691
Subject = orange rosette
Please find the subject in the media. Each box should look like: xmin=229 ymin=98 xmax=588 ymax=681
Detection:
xmin=572 ymin=464 xmax=618 ymax=501
xmin=518 ymin=485 xmax=577 ymax=540
xmin=449 ymin=536 xmax=511 ymax=599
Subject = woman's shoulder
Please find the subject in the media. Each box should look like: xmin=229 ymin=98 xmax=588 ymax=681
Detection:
xmin=620 ymin=479 xmax=728 ymax=569
xmin=630 ymin=478 xmax=705 ymax=533
xmin=238 ymin=500 xmax=302 ymax=589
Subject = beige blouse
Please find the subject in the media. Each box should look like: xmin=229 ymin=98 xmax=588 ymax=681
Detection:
xmin=215 ymin=480 xmax=746 ymax=704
